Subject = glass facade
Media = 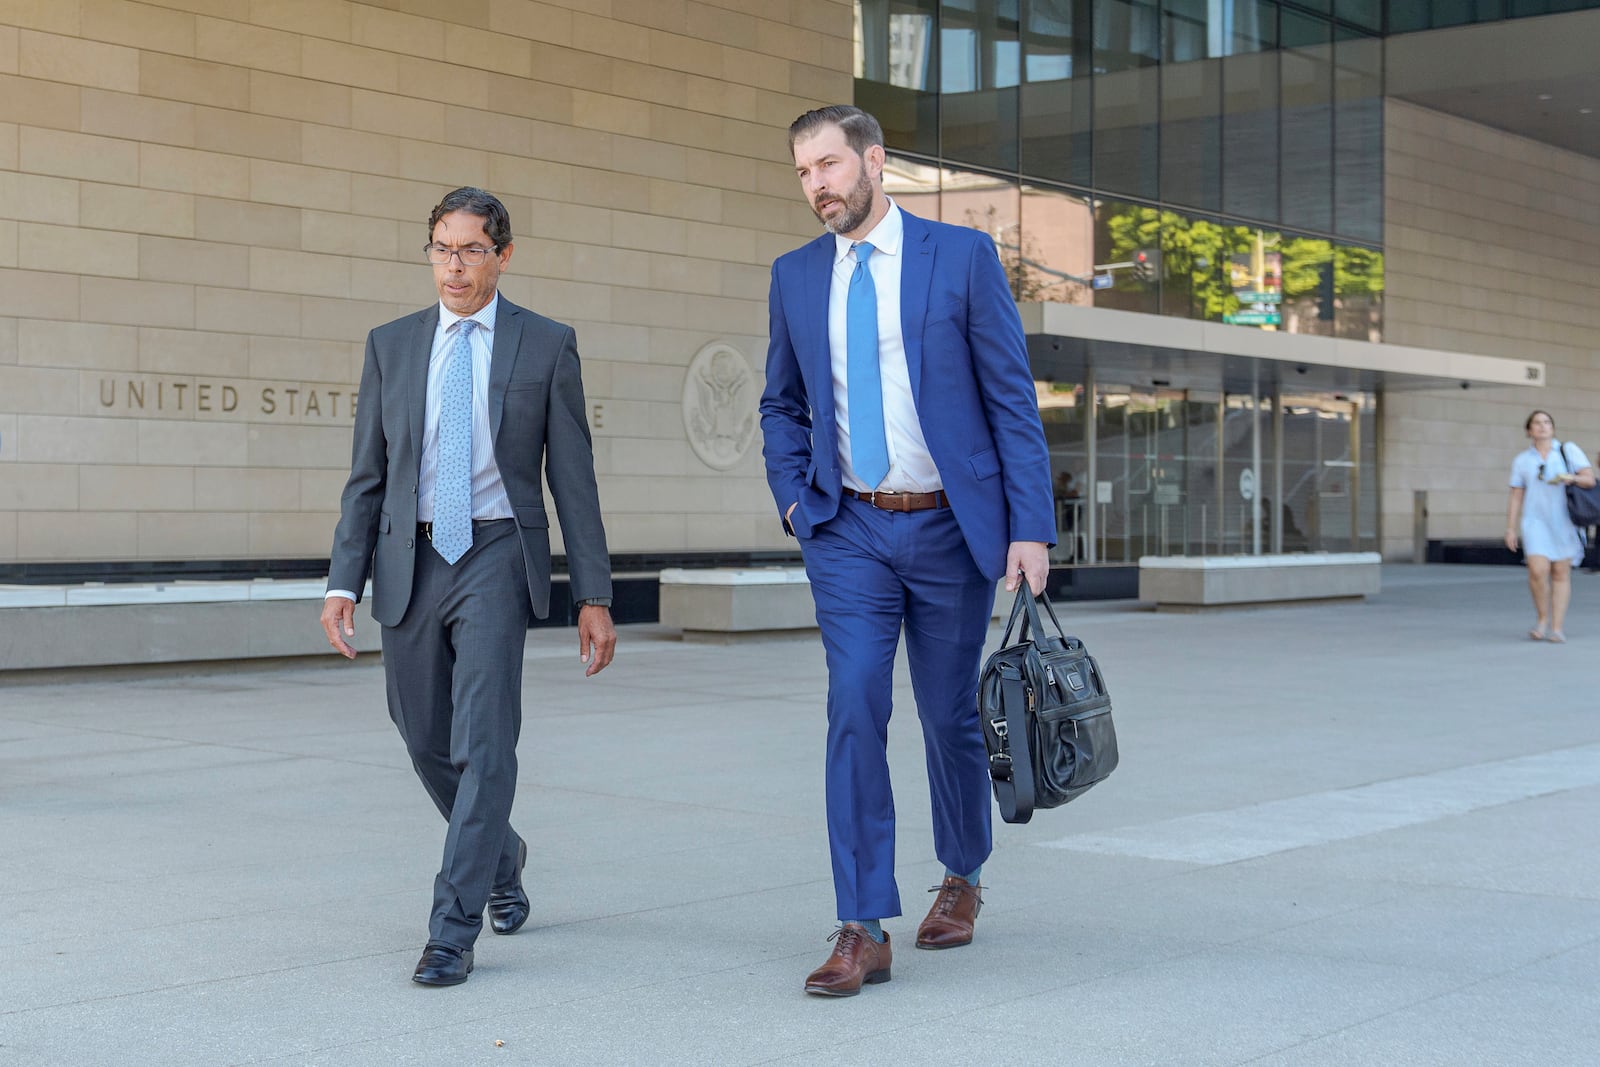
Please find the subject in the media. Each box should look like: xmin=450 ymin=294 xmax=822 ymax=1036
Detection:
xmin=856 ymin=0 xmax=1385 ymax=340
xmin=860 ymin=0 xmax=1390 ymax=557
xmin=1386 ymin=0 xmax=1600 ymax=34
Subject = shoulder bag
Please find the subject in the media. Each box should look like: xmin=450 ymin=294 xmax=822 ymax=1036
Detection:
xmin=1558 ymin=442 xmax=1600 ymax=527
xmin=978 ymin=584 xmax=1118 ymax=824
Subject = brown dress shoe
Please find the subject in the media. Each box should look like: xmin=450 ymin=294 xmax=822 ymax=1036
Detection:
xmin=803 ymin=923 xmax=892 ymax=996
xmin=916 ymin=876 xmax=982 ymax=949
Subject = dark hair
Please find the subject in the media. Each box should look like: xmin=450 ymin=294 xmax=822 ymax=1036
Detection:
xmin=1525 ymin=409 xmax=1555 ymax=432
xmin=787 ymin=105 xmax=884 ymax=158
xmin=427 ymin=187 xmax=512 ymax=250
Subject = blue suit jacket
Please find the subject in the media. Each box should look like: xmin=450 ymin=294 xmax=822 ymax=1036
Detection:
xmin=759 ymin=209 xmax=1055 ymax=581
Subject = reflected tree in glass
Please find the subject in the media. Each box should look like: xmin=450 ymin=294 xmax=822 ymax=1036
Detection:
xmin=1099 ymin=203 xmax=1383 ymax=336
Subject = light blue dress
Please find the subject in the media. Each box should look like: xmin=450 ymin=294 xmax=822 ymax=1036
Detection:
xmin=1510 ymin=442 xmax=1591 ymax=565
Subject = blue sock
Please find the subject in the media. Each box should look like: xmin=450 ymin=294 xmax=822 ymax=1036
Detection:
xmin=847 ymin=919 xmax=885 ymax=942
xmin=944 ymin=865 xmax=981 ymax=886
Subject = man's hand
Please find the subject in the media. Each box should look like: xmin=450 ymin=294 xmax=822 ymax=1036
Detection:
xmin=1004 ymin=541 xmax=1051 ymax=596
xmin=320 ymin=595 xmax=358 ymax=659
xmin=577 ymin=604 xmax=616 ymax=677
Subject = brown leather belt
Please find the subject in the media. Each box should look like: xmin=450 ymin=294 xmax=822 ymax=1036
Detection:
xmin=843 ymin=488 xmax=950 ymax=512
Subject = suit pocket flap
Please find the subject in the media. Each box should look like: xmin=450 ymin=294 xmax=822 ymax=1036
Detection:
xmin=516 ymin=506 xmax=549 ymax=529
xmin=969 ymin=448 xmax=1001 ymax=480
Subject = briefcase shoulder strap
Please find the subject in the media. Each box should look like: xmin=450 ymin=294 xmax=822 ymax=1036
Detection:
xmin=990 ymin=660 xmax=1038 ymax=824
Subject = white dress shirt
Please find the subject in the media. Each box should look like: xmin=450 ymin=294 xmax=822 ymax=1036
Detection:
xmin=419 ymin=295 xmax=513 ymax=523
xmin=828 ymin=200 xmax=940 ymax=493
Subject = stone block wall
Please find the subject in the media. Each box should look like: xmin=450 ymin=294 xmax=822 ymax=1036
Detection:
xmin=1382 ymin=99 xmax=1600 ymax=558
xmin=0 ymin=0 xmax=851 ymax=564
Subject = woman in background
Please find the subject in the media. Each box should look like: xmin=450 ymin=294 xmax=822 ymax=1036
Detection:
xmin=1506 ymin=410 xmax=1595 ymax=642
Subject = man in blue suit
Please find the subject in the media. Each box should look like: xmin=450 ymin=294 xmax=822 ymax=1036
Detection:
xmin=760 ymin=106 xmax=1055 ymax=996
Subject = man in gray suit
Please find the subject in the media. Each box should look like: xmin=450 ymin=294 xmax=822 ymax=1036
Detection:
xmin=320 ymin=187 xmax=616 ymax=987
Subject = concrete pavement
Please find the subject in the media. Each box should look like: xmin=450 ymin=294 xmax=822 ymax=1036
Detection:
xmin=2 ymin=564 xmax=1598 ymax=1065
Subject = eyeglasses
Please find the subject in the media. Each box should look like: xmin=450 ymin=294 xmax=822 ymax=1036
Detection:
xmin=424 ymin=244 xmax=496 ymax=266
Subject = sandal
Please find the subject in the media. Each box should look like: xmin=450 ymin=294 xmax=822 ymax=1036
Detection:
xmin=1529 ymin=625 xmax=1548 ymax=641
xmin=1548 ymin=631 xmax=1566 ymax=644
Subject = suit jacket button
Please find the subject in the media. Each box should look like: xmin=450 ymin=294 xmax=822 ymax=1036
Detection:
xmin=405 ymin=538 xmax=414 ymax=548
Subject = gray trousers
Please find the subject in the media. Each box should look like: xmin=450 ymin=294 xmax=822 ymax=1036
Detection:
xmin=381 ymin=519 xmax=531 ymax=950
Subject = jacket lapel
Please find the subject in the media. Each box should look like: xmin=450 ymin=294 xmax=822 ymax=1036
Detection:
xmin=407 ymin=306 xmax=440 ymax=464
xmin=488 ymin=297 xmax=522 ymax=440
xmin=802 ymin=235 xmax=836 ymax=422
xmin=899 ymin=210 xmax=933 ymax=406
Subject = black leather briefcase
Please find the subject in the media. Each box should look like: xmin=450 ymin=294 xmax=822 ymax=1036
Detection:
xmin=978 ymin=585 xmax=1118 ymax=823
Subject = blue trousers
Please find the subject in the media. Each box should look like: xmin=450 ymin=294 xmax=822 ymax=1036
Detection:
xmin=801 ymin=496 xmax=996 ymax=921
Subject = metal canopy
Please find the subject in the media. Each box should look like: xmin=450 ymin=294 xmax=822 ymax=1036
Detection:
xmin=1017 ymin=302 xmax=1543 ymax=395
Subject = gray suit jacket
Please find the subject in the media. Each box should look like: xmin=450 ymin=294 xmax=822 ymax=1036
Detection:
xmin=327 ymin=297 xmax=611 ymax=626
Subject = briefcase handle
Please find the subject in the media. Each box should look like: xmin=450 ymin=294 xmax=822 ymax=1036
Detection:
xmin=1000 ymin=581 xmax=1070 ymax=649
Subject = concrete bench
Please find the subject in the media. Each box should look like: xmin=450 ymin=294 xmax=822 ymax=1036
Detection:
xmin=657 ymin=566 xmax=1018 ymax=641
xmin=0 ymin=580 xmax=381 ymax=672
xmin=1138 ymin=552 xmax=1381 ymax=611
xmin=657 ymin=567 xmax=817 ymax=641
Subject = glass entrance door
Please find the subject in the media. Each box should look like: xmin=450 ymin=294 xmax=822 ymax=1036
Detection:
xmin=1216 ymin=388 xmax=1270 ymax=555
xmin=1092 ymin=385 xmax=1217 ymax=561
xmin=1040 ymin=380 xmax=1088 ymax=564
xmin=1033 ymin=369 xmax=1377 ymax=563
xmin=1279 ymin=392 xmax=1373 ymax=552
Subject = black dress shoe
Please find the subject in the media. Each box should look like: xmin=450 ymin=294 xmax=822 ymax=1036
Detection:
xmin=412 ymin=942 xmax=473 ymax=986
xmin=488 ymin=835 xmax=530 ymax=935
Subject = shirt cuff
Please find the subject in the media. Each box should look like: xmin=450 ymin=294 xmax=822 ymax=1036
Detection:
xmin=325 ymin=589 xmax=358 ymax=602
xmin=575 ymin=597 xmax=612 ymax=608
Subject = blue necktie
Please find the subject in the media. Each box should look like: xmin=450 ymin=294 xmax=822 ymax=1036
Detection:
xmin=847 ymin=241 xmax=889 ymax=489
xmin=433 ymin=319 xmax=475 ymax=564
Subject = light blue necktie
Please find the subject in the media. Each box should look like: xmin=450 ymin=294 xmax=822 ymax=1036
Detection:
xmin=847 ymin=241 xmax=889 ymax=489
xmin=433 ymin=319 xmax=475 ymax=564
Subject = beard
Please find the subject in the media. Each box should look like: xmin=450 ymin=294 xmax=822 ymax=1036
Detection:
xmin=812 ymin=167 xmax=876 ymax=235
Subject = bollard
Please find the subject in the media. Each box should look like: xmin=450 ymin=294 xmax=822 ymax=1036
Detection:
xmin=1413 ymin=490 xmax=1428 ymax=564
